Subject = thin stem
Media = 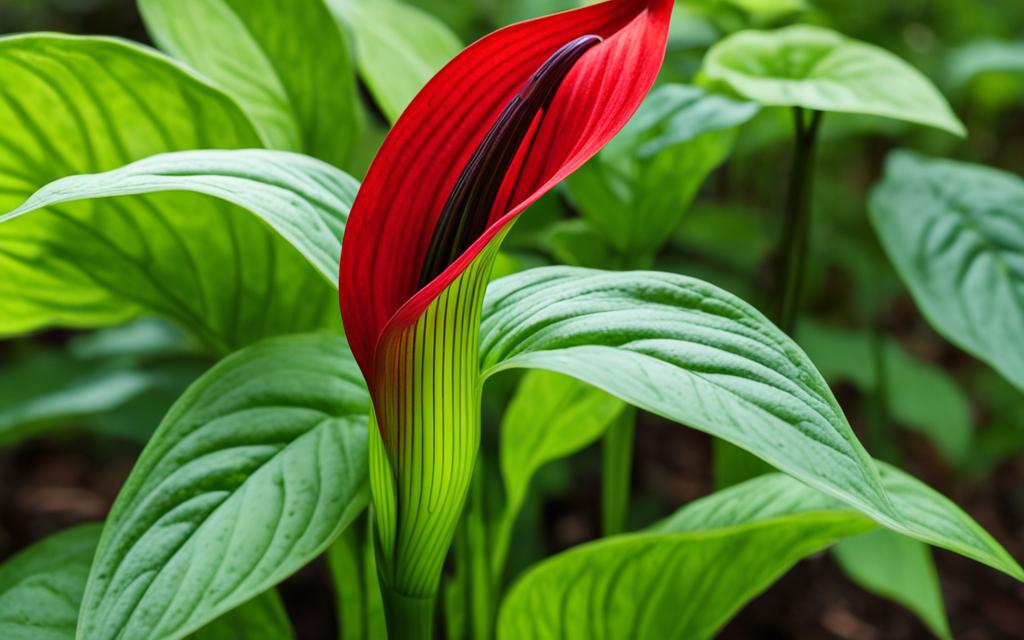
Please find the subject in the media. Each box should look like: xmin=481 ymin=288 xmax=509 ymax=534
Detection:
xmin=602 ymin=407 xmax=636 ymax=536
xmin=774 ymin=107 xmax=824 ymax=335
xmin=466 ymin=460 xmax=495 ymax=639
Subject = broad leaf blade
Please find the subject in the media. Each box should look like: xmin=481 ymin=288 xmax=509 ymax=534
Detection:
xmin=480 ymin=267 xmax=897 ymax=524
xmin=327 ymin=0 xmax=462 ymax=124
xmin=703 ymin=25 xmax=965 ymax=136
xmin=139 ymin=0 xmax=363 ymax=168
xmin=870 ymin=151 xmax=1024 ymax=391
xmin=0 ymin=526 xmax=294 ymax=640
xmin=78 ymin=335 xmax=370 ymax=640
xmin=2 ymin=149 xmax=357 ymax=354
xmin=480 ymin=268 xmax=1023 ymax=580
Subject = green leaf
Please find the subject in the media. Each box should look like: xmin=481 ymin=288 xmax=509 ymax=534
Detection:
xmin=835 ymin=530 xmax=952 ymax=640
xmin=798 ymin=320 xmax=973 ymax=464
xmin=566 ymin=85 xmax=758 ymax=258
xmin=0 ymin=524 xmax=101 ymax=640
xmin=492 ymin=371 xmax=627 ymax=576
xmin=870 ymin=151 xmax=1024 ymax=392
xmin=0 ymin=525 xmax=294 ymax=640
xmin=702 ymin=25 xmax=966 ymax=136
xmin=947 ymin=39 xmax=1024 ymax=90
xmin=480 ymin=268 xmax=1024 ymax=580
xmin=78 ymin=334 xmax=370 ymax=640
xmin=139 ymin=0 xmax=363 ymax=168
xmin=326 ymin=518 xmax=386 ymax=640
xmin=2 ymin=149 xmax=357 ymax=354
xmin=327 ymin=0 xmax=462 ymax=124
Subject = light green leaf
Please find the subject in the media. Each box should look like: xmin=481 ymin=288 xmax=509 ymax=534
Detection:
xmin=567 ymin=85 xmax=758 ymax=258
xmin=702 ymin=25 xmax=966 ymax=136
xmin=327 ymin=0 xmax=462 ymax=124
xmin=493 ymin=371 xmax=627 ymax=575
xmin=0 ymin=525 xmax=293 ymax=640
xmin=78 ymin=335 xmax=370 ymax=640
xmin=0 ymin=524 xmax=101 ymax=640
xmin=2 ymin=148 xmax=357 ymax=354
xmin=139 ymin=0 xmax=363 ymax=168
xmin=835 ymin=530 xmax=951 ymax=640
xmin=870 ymin=151 xmax=1024 ymax=392
xmin=947 ymin=39 xmax=1024 ymax=89
xmin=327 ymin=519 xmax=386 ymax=640
xmin=480 ymin=268 xmax=1024 ymax=580
xmin=798 ymin=320 xmax=973 ymax=464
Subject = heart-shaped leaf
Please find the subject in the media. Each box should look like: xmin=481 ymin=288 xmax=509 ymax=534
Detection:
xmin=77 ymin=334 xmax=370 ymax=640
xmin=326 ymin=0 xmax=462 ymax=124
xmin=870 ymin=151 xmax=1024 ymax=391
xmin=139 ymin=0 xmax=363 ymax=168
xmin=480 ymin=267 xmax=1023 ymax=579
xmin=702 ymin=25 xmax=965 ymax=135
xmin=2 ymin=148 xmax=357 ymax=354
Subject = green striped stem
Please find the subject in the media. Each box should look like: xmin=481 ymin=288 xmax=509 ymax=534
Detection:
xmin=368 ymin=235 xmax=507 ymax=638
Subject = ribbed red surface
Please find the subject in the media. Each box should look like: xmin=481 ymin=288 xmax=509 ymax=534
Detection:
xmin=339 ymin=0 xmax=674 ymax=382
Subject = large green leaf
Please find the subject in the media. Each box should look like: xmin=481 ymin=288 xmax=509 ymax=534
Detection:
xmin=327 ymin=0 xmax=462 ymax=124
xmin=2 ymin=148 xmax=357 ymax=354
xmin=139 ymin=0 xmax=363 ymax=168
xmin=480 ymin=267 xmax=1024 ymax=580
xmin=498 ymin=468 xmax=1002 ymax=638
xmin=0 ymin=525 xmax=293 ymax=640
xmin=566 ymin=85 xmax=758 ymax=260
xmin=870 ymin=151 xmax=1024 ymax=391
xmin=77 ymin=335 xmax=370 ymax=640
xmin=702 ymin=25 xmax=965 ymax=136
xmin=835 ymin=530 xmax=952 ymax=640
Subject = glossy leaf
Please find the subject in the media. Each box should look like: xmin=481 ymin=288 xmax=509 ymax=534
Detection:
xmin=327 ymin=0 xmax=462 ymax=124
xmin=139 ymin=0 xmax=362 ymax=168
xmin=77 ymin=335 xmax=370 ymax=640
xmin=480 ymin=268 xmax=1024 ymax=580
xmin=566 ymin=84 xmax=759 ymax=257
xmin=3 ymin=149 xmax=357 ymax=354
xmin=0 ymin=525 xmax=293 ymax=640
xmin=703 ymin=25 xmax=966 ymax=136
xmin=835 ymin=530 xmax=952 ymax=640
xmin=870 ymin=151 xmax=1024 ymax=391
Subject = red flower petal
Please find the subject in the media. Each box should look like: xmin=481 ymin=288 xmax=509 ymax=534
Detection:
xmin=339 ymin=0 xmax=674 ymax=380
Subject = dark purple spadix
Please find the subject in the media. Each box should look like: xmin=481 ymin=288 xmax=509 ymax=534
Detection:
xmin=417 ymin=35 xmax=602 ymax=288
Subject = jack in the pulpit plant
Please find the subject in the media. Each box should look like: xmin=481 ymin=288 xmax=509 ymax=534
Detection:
xmin=338 ymin=0 xmax=674 ymax=632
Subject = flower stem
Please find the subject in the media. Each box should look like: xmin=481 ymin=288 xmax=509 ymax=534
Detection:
xmin=774 ymin=107 xmax=823 ymax=335
xmin=379 ymin=580 xmax=435 ymax=640
xmin=602 ymin=407 xmax=636 ymax=536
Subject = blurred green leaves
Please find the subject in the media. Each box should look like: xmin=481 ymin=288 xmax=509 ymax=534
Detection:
xmin=870 ymin=151 xmax=1024 ymax=392
xmin=564 ymin=85 xmax=758 ymax=263
xmin=139 ymin=0 xmax=363 ymax=169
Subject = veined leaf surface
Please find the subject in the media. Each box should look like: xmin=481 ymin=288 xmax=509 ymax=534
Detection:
xmin=77 ymin=335 xmax=370 ymax=640
xmin=870 ymin=151 xmax=1024 ymax=391
xmin=139 ymin=0 xmax=363 ymax=168
xmin=2 ymin=147 xmax=357 ymax=354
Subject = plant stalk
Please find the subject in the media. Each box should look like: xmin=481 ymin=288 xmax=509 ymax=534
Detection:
xmin=467 ymin=458 xmax=495 ymax=639
xmin=774 ymin=107 xmax=824 ymax=335
xmin=379 ymin=580 xmax=435 ymax=640
xmin=602 ymin=407 xmax=636 ymax=536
